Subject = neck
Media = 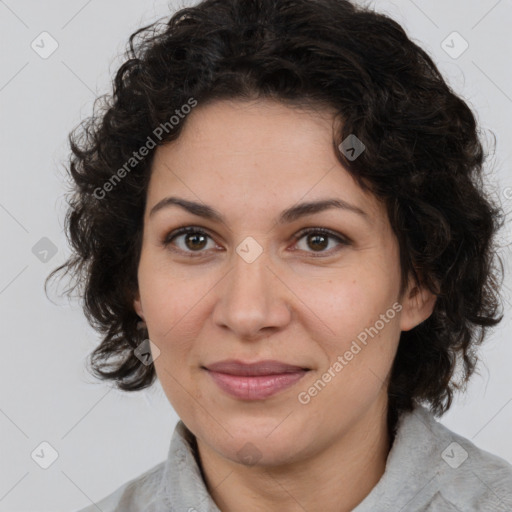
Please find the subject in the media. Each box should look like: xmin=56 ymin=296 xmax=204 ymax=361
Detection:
xmin=194 ymin=396 xmax=391 ymax=512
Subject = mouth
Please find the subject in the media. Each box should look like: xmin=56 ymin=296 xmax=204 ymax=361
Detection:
xmin=202 ymin=359 xmax=311 ymax=400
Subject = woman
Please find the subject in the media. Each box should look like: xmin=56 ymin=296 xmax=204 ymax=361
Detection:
xmin=49 ymin=0 xmax=512 ymax=510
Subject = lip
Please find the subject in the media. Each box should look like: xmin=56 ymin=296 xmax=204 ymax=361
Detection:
xmin=204 ymin=359 xmax=309 ymax=375
xmin=203 ymin=359 xmax=310 ymax=400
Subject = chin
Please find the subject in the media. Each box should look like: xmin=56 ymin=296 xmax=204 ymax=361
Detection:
xmin=207 ymin=418 xmax=312 ymax=466
xmin=222 ymin=437 xmax=304 ymax=468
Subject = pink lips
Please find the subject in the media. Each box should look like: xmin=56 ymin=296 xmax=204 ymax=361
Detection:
xmin=203 ymin=359 xmax=310 ymax=400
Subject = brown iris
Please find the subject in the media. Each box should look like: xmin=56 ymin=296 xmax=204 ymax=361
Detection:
xmin=185 ymin=232 xmax=208 ymax=251
xmin=307 ymin=233 xmax=329 ymax=252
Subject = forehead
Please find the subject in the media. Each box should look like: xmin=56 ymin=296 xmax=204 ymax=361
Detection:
xmin=147 ymin=99 xmax=384 ymax=225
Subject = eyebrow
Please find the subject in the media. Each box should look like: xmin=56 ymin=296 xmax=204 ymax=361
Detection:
xmin=149 ymin=196 xmax=369 ymax=225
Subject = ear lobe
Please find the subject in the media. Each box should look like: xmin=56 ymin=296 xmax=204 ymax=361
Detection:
xmin=133 ymin=293 xmax=145 ymax=321
xmin=399 ymin=282 xmax=437 ymax=332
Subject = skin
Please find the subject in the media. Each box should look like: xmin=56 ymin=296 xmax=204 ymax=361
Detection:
xmin=133 ymin=98 xmax=436 ymax=512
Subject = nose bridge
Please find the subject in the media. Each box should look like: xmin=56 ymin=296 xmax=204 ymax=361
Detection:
xmin=213 ymin=239 xmax=291 ymax=336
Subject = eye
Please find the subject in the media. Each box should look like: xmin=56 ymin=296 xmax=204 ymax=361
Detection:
xmin=162 ymin=226 xmax=218 ymax=257
xmin=162 ymin=226 xmax=350 ymax=258
xmin=292 ymin=228 xmax=350 ymax=256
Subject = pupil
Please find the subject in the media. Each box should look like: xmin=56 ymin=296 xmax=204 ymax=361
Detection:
xmin=186 ymin=233 xmax=206 ymax=250
xmin=309 ymin=234 xmax=327 ymax=251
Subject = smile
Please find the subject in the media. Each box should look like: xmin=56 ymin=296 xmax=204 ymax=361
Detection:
xmin=204 ymin=369 xmax=309 ymax=400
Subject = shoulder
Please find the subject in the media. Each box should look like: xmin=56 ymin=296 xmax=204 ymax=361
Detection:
xmin=435 ymin=430 xmax=512 ymax=509
xmin=72 ymin=460 xmax=167 ymax=512
xmin=72 ymin=419 xmax=217 ymax=512
xmin=414 ymin=406 xmax=512 ymax=510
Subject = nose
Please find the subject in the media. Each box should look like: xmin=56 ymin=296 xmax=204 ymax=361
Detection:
xmin=211 ymin=247 xmax=292 ymax=340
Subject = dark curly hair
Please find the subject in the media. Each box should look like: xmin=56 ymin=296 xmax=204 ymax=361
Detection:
xmin=46 ymin=0 xmax=505 ymax=439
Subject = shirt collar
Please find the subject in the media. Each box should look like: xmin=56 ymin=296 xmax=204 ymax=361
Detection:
xmin=352 ymin=403 xmax=447 ymax=511
xmin=162 ymin=419 xmax=222 ymax=511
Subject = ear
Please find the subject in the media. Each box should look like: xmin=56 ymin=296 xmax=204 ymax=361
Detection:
xmin=133 ymin=292 xmax=145 ymax=321
xmin=399 ymin=278 xmax=438 ymax=332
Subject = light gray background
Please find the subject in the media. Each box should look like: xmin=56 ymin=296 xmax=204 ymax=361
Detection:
xmin=1 ymin=0 xmax=511 ymax=510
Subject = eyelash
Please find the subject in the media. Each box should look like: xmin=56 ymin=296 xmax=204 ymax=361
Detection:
xmin=162 ymin=226 xmax=350 ymax=258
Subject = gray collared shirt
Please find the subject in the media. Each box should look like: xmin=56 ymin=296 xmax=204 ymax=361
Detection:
xmin=75 ymin=404 xmax=512 ymax=511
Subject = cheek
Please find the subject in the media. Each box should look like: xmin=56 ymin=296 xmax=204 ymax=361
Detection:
xmin=297 ymin=269 xmax=402 ymax=383
xmin=140 ymin=270 xmax=208 ymax=405
xmin=137 ymin=253 xmax=208 ymax=339
xmin=294 ymin=269 xmax=395 ymax=338
xmin=308 ymin=290 xmax=401 ymax=421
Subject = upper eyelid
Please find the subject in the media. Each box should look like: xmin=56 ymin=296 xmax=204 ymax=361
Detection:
xmin=165 ymin=225 xmax=346 ymax=240
xmin=164 ymin=226 xmax=220 ymax=244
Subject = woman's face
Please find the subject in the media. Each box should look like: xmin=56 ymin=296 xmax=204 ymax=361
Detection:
xmin=134 ymin=98 xmax=435 ymax=466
